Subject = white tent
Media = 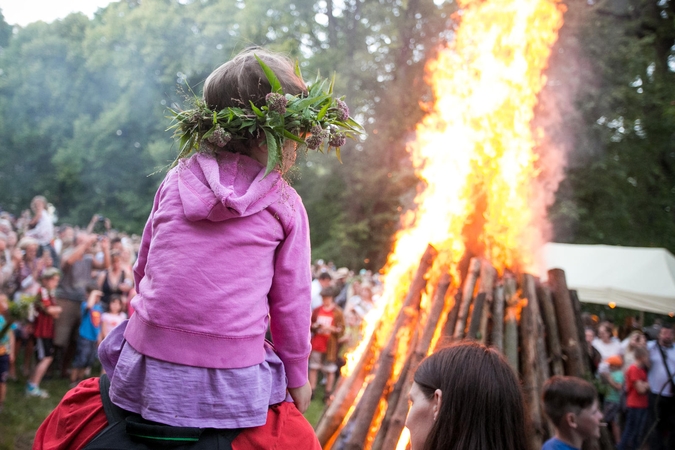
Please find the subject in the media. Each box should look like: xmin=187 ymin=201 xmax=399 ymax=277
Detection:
xmin=540 ymin=243 xmax=675 ymax=315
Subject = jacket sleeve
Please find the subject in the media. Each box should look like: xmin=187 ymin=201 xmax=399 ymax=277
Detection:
xmin=133 ymin=179 xmax=166 ymax=292
xmin=268 ymin=197 xmax=312 ymax=389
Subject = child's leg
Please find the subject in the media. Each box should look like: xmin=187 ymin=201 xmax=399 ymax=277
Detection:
xmin=308 ymin=351 xmax=323 ymax=390
xmin=22 ymin=335 xmax=35 ymax=377
xmin=612 ymin=417 xmax=621 ymax=444
xmin=29 ymin=357 xmax=53 ymax=388
xmin=0 ymin=354 xmax=8 ymax=406
xmin=30 ymin=338 xmax=55 ymax=388
xmin=9 ymin=331 xmax=21 ymax=379
xmin=322 ymin=358 xmax=338 ymax=397
xmin=70 ymin=337 xmax=87 ymax=384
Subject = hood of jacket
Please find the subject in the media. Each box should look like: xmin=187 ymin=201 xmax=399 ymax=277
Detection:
xmin=177 ymin=152 xmax=283 ymax=222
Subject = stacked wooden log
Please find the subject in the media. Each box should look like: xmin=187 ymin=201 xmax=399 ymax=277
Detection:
xmin=315 ymin=254 xmax=612 ymax=450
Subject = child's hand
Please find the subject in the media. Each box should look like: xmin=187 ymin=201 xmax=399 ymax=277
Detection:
xmin=288 ymin=381 xmax=312 ymax=413
xmin=87 ymin=290 xmax=103 ymax=306
xmin=47 ymin=305 xmax=62 ymax=319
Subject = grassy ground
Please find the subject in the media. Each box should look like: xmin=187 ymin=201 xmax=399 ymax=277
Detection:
xmin=0 ymin=360 xmax=330 ymax=450
xmin=0 ymin=372 xmax=71 ymax=450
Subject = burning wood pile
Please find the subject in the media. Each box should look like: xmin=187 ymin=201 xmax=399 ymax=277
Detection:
xmin=315 ymin=246 xmax=607 ymax=450
xmin=310 ymin=0 xmax=594 ymax=446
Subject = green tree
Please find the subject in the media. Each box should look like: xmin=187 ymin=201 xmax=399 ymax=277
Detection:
xmin=551 ymin=0 xmax=675 ymax=253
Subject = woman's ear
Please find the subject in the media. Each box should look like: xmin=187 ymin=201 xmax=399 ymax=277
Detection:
xmin=432 ymin=389 xmax=442 ymax=421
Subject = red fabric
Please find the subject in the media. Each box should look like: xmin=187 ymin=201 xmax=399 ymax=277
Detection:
xmin=34 ymin=289 xmax=56 ymax=339
xmin=233 ymin=402 xmax=322 ymax=450
xmin=310 ymin=306 xmax=335 ymax=353
xmin=625 ymin=364 xmax=649 ymax=408
xmin=33 ymin=378 xmax=108 ymax=450
xmin=34 ymin=378 xmax=321 ymax=450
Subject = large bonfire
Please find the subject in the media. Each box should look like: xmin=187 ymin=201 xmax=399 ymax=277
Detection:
xmin=318 ymin=0 xmax=569 ymax=448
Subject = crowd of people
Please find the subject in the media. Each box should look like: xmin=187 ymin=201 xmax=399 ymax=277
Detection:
xmin=580 ymin=319 xmax=675 ymax=449
xmin=0 ymin=196 xmax=384 ymax=412
xmin=308 ymin=260 xmax=382 ymax=401
xmin=1 ymin=195 xmax=674 ymax=450
xmin=0 ymin=195 xmax=140 ymax=410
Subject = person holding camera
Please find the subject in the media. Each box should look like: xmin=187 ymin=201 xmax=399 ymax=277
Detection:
xmin=53 ymin=231 xmax=109 ymax=377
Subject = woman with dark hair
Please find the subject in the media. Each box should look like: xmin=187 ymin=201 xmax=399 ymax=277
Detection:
xmin=406 ymin=341 xmax=529 ymax=450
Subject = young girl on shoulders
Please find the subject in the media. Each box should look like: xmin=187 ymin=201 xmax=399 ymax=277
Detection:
xmin=98 ymin=47 xmax=360 ymax=429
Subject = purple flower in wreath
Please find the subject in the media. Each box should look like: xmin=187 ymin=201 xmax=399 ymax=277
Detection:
xmin=305 ymin=135 xmax=323 ymax=150
xmin=335 ymin=99 xmax=349 ymax=122
xmin=207 ymin=126 xmax=232 ymax=148
xmin=265 ymin=92 xmax=288 ymax=114
xmin=329 ymin=132 xmax=346 ymax=148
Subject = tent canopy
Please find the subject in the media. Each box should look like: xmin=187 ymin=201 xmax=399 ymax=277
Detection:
xmin=540 ymin=243 xmax=675 ymax=315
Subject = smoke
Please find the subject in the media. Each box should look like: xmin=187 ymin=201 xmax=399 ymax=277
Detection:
xmin=531 ymin=3 xmax=593 ymax=256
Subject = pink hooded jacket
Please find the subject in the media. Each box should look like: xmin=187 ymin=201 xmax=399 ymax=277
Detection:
xmin=124 ymin=152 xmax=312 ymax=388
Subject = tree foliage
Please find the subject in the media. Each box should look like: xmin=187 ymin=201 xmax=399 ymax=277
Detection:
xmin=0 ymin=0 xmax=673 ymax=271
xmin=550 ymin=0 xmax=675 ymax=253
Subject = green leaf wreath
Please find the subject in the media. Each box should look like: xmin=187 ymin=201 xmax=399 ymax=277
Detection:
xmin=168 ymin=55 xmax=365 ymax=176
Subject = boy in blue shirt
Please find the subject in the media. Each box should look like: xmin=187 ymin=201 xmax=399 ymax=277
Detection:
xmin=70 ymin=286 xmax=103 ymax=387
xmin=542 ymin=376 xmax=604 ymax=450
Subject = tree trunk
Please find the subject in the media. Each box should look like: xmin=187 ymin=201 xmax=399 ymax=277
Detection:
xmin=342 ymin=245 xmax=437 ymax=450
xmin=491 ymin=282 xmax=505 ymax=353
xmin=371 ymin=330 xmax=419 ymax=450
xmin=478 ymin=263 xmax=496 ymax=344
xmin=504 ymin=305 xmax=519 ymax=374
xmin=315 ymin=328 xmax=378 ymax=446
xmin=467 ymin=292 xmax=485 ymax=340
xmin=520 ymin=274 xmax=544 ymax=450
xmin=453 ymin=258 xmax=481 ymax=339
xmin=377 ymin=273 xmax=452 ymax=450
xmin=547 ymin=269 xmax=585 ymax=378
xmin=536 ymin=283 xmax=565 ymax=377
xmin=441 ymin=291 xmax=461 ymax=343
xmin=569 ymin=290 xmax=592 ymax=376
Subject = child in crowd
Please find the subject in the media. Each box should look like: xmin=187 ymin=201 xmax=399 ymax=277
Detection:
xmin=618 ymin=346 xmax=650 ymax=450
xmin=338 ymin=308 xmax=361 ymax=369
xmin=309 ymin=287 xmax=344 ymax=401
xmin=603 ymin=355 xmax=625 ymax=444
xmin=70 ymin=286 xmax=103 ymax=387
xmin=97 ymin=47 xmax=357 ymax=430
xmin=0 ymin=295 xmax=14 ymax=412
xmin=26 ymin=268 xmax=62 ymax=398
xmin=100 ymin=295 xmax=126 ymax=340
xmin=542 ymin=376 xmax=604 ymax=450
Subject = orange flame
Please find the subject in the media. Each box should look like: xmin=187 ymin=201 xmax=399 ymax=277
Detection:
xmin=338 ymin=10 xmax=566 ymax=449
xmin=342 ymin=0 xmax=565 ymax=379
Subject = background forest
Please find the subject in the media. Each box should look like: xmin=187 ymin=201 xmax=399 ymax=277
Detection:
xmin=0 ymin=0 xmax=673 ymax=271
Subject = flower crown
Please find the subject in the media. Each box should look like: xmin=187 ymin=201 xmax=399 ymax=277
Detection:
xmin=168 ymin=55 xmax=364 ymax=176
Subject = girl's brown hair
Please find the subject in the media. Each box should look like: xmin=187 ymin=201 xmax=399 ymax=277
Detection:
xmin=204 ymin=47 xmax=306 ymax=111
xmin=202 ymin=47 xmax=306 ymax=156
xmin=413 ymin=341 xmax=529 ymax=450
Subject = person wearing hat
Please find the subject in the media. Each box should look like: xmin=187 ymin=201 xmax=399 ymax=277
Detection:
xmin=604 ymin=354 xmax=625 ymax=444
xmin=309 ymin=287 xmax=344 ymax=402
